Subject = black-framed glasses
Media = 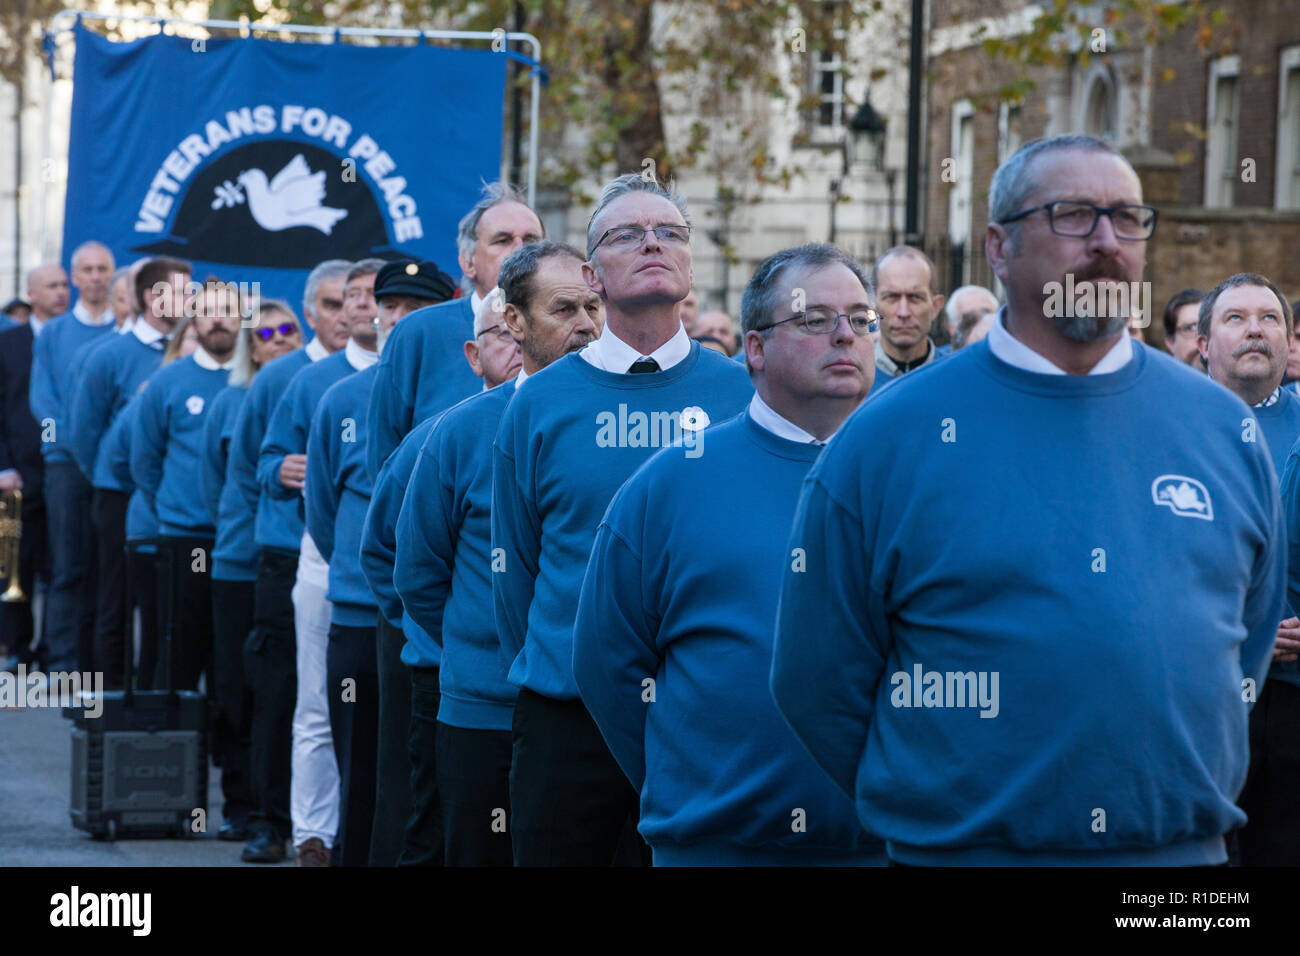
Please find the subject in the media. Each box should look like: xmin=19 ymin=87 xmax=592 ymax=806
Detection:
xmin=476 ymin=323 xmax=517 ymax=344
xmin=592 ymin=223 xmax=692 ymax=252
xmin=755 ymin=308 xmax=879 ymax=336
xmin=999 ymin=201 xmax=1157 ymax=240
xmin=254 ymin=322 xmax=299 ymax=340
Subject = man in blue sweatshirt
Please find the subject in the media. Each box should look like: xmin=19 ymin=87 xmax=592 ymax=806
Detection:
xmin=131 ymin=279 xmax=239 ymax=697
xmin=366 ymin=181 xmax=543 ymax=481
xmin=1199 ymin=273 xmax=1300 ymax=866
xmin=232 ymin=259 xmax=351 ymax=863
xmin=573 ymin=243 xmax=883 ymax=866
xmin=301 ymin=260 xmax=389 ymax=867
xmin=395 ymin=241 xmax=601 ymax=866
xmin=29 ymin=244 xmax=115 ymax=671
xmin=493 ymin=175 xmax=753 ymax=865
xmin=350 ymin=259 xmax=457 ymax=868
xmin=69 ymin=257 xmax=192 ymax=688
xmin=771 ymin=134 xmax=1285 ymax=866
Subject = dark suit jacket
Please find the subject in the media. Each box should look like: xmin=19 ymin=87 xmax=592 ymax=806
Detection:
xmin=0 ymin=323 xmax=43 ymax=503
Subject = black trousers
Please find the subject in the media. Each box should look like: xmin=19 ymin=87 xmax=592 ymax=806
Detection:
xmin=246 ymin=549 xmax=298 ymax=839
xmin=369 ymin=615 xmax=414 ymax=866
xmin=0 ymin=497 xmax=45 ymax=664
xmin=400 ymin=665 xmax=443 ymax=867
xmin=437 ymin=721 xmax=512 ymax=867
xmin=509 ymin=688 xmax=649 ymax=867
xmin=212 ymin=578 xmax=256 ymax=825
xmin=1237 ymin=678 xmax=1300 ymax=865
xmin=42 ymin=461 xmax=95 ymax=671
xmin=153 ymin=535 xmax=215 ymax=693
xmin=327 ymin=621 xmax=379 ymax=867
xmin=91 ymin=488 xmax=129 ymax=689
xmin=125 ymin=546 xmax=158 ymax=690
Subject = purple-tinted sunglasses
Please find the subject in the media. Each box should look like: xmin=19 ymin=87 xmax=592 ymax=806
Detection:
xmin=254 ymin=323 xmax=299 ymax=341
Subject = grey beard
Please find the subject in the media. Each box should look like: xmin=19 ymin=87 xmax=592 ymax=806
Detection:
xmin=1052 ymin=310 xmax=1129 ymax=343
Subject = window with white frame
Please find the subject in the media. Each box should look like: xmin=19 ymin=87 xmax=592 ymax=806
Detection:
xmin=1082 ymin=70 xmax=1116 ymax=141
xmin=998 ymin=101 xmax=1023 ymax=165
xmin=1276 ymin=47 xmax=1300 ymax=210
xmin=806 ymin=0 xmax=848 ymax=132
xmin=1205 ymin=55 xmax=1240 ymax=208
xmin=949 ymin=100 xmax=974 ymax=249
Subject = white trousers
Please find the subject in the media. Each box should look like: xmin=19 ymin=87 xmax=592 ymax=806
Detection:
xmin=290 ymin=574 xmax=339 ymax=848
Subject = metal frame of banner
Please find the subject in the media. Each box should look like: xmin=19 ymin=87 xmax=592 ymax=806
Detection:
xmin=40 ymin=9 xmax=542 ymax=259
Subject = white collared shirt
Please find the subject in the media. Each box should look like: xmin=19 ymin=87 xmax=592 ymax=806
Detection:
xmin=73 ymin=299 xmax=114 ymax=327
xmin=132 ymin=318 xmax=167 ymax=349
xmin=344 ymin=337 xmax=378 ymax=371
xmin=117 ymin=316 xmax=135 ymax=335
xmin=514 ymin=366 xmax=529 ymax=389
xmin=748 ymin=393 xmax=830 ymax=446
xmin=988 ymin=306 xmax=1133 ymax=375
xmin=580 ymin=322 xmax=692 ymax=374
xmin=192 ymin=345 xmax=235 ymax=371
xmin=29 ymin=316 xmax=48 ymax=337
xmin=306 ymin=336 xmax=330 ymax=362
xmin=469 ymin=289 xmax=484 ymax=318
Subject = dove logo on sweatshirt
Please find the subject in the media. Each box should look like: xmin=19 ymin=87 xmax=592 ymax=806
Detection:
xmin=185 ymin=395 xmax=205 ymax=416
xmin=1151 ymin=475 xmax=1214 ymax=521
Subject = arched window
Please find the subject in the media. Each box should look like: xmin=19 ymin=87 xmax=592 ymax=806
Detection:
xmin=1083 ymin=71 xmax=1116 ymax=142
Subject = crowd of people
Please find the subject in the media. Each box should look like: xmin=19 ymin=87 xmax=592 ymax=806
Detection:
xmin=0 ymin=131 xmax=1296 ymax=867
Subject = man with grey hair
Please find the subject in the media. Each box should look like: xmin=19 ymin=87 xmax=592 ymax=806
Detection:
xmin=573 ymin=243 xmax=882 ymax=865
xmin=493 ymin=173 xmax=752 ymax=866
xmin=30 ymin=243 xmax=114 ymax=672
xmin=227 ymin=258 xmax=349 ymax=860
xmin=773 ymin=134 xmax=1284 ymax=866
xmin=942 ymin=285 xmax=998 ymax=344
xmin=871 ymin=246 xmax=946 ymax=385
xmin=367 ymin=182 xmax=544 ymax=480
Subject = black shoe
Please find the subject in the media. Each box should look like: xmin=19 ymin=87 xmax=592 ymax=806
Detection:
xmin=241 ymin=827 xmax=287 ymax=863
xmin=218 ymin=819 xmax=249 ymax=842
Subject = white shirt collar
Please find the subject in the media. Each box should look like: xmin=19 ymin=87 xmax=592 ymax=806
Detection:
xmin=116 ymin=316 xmax=135 ymax=334
xmin=344 ymin=337 xmax=378 ymax=371
xmin=469 ymin=289 xmax=484 ymax=317
xmin=29 ymin=315 xmax=48 ymax=337
xmin=306 ymin=336 xmax=330 ymax=362
xmin=580 ymin=321 xmax=692 ymax=373
xmin=748 ymin=393 xmax=829 ymax=446
xmin=73 ymin=299 xmax=114 ymax=327
xmin=514 ymin=366 xmax=529 ymax=389
xmin=132 ymin=318 xmax=167 ymax=348
xmin=987 ymin=306 xmax=1133 ymax=375
xmin=192 ymin=345 xmax=234 ymax=371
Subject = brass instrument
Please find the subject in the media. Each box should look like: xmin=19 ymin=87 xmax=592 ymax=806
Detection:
xmin=0 ymin=489 xmax=26 ymax=603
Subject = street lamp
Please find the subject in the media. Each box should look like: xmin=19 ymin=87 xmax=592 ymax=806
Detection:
xmin=850 ymin=96 xmax=898 ymax=248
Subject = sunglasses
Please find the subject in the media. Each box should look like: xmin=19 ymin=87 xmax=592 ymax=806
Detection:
xmin=254 ymin=322 xmax=299 ymax=341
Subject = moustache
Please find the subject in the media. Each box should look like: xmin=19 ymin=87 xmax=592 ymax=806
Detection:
xmin=1234 ymin=340 xmax=1273 ymax=358
xmin=1074 ymin=263 xmax=1130 ymax=283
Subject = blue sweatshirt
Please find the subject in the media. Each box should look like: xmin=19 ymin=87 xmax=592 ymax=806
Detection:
xmin=1253 ymin=387 xmax=1300 ymax=484
xmin=366 ymin=296 xmax=479 ymax=480
xmin=29 ymin=311 xmax=115 ymax=464
xmin=306 ymin=365 xmax=379 ymax=627
xmin=397 ymin=382 xmax=518 ymax=729
xmin=201 ymin=385 xmax=256 ymax=581
xmin=771 ymin=341 xmax=1284 ymax=866
xmin=574 ymin=411 xmax=883 ymax=866
xmin=131 ymin=354 xmax=231 ymax=538
xmin=103 ymin=392 xmax=157 ymax=551
xmin=361 ymin=414 xmax=440 ymax=667
xmin=230 ymin=347 xmax=313 ymax=556
xmin=69 ymin=331 xmax=165 ymax=489
xmin=258 ymin=350 xmax=356 ymax=528
xmin=492 ymin=343 xmax=753 ymax=699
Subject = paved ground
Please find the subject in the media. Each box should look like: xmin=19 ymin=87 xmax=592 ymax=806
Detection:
xmin=0 ymin=703 xmax=273 ymax=866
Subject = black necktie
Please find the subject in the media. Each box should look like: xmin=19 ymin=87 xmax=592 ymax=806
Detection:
xmin=628 ymin=357 xmax=660 ymax=374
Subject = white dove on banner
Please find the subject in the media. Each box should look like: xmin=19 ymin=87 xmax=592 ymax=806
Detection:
xmin=233 ymin=154 xmax=348 ymax=235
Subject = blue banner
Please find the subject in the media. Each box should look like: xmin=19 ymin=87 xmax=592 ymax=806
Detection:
xmin=63 ymin=23 xmax=507 ymax=311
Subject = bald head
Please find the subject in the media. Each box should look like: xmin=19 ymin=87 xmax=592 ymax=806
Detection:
xmin=26 ymin=264 xmax=70 ymax=320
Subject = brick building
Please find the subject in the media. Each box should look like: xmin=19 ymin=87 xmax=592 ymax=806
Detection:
xmin=925 ymin=0 xmax=1300 ymax=345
